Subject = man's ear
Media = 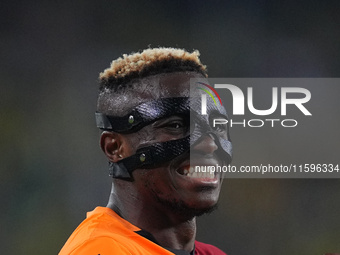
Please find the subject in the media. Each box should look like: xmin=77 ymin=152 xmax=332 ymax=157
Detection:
xmin=100 ymin=131 xmax=128 ymax=163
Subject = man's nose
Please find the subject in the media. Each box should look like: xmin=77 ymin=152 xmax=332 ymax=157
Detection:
xmin=192 ymin=134 xmax=218 ymax=155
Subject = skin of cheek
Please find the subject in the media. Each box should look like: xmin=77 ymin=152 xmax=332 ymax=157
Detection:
xmin=132 ymin=160 xmax=222 ymax=211
xmin=122 ymin=127 xmax=178 ymax=203
xmin=122 ymin=127 xmax=170 ymax=198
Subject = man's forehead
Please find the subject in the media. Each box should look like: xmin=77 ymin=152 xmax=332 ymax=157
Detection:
xmin=124 ymin=72 xmax=204 ymax=108
xmin=103 ymin=72 xmax=206 ymax=116
xmin=134 ymin=72 xmax=202 ymax=96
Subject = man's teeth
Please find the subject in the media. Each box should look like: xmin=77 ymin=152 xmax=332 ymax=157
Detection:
xmin=182 ymin=166 xmax=215 ymax=179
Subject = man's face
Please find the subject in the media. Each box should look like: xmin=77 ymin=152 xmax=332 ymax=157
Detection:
xmin=119 ymin=72 xmax=224 ymax=217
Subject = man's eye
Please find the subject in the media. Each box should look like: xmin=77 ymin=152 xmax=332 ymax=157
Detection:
xmin=165 ymin=121 xmax=183 ymax=129
xmin=152 ymin=116 xmax=189 ymax=134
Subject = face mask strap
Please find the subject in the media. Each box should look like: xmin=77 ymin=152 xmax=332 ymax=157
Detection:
xmin=109 ymin=136 xmax=191 ymax=180
xmin=96 ymin=97 xmax=190 ymax=133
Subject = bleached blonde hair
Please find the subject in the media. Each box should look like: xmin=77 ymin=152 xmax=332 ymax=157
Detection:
xmin=99 ymin=47 xmax=207 ymax=91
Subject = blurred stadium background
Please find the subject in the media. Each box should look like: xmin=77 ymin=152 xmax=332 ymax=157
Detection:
xmin=1 ymin=1 xmax=340 ymax=254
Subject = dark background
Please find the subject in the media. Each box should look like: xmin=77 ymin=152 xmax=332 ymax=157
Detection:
xmin=1 ymin=1 xmax=340 ymax=254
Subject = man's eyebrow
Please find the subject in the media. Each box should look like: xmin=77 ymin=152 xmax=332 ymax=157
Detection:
xmin=152 ymin=115 xmax=186 ymax=125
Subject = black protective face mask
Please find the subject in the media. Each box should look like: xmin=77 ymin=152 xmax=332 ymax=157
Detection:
xmin=95 ymin=96 xmax=232 ymax=180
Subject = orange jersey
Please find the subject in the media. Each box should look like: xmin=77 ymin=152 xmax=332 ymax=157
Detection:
xmin=59 ymin=207 xmax=226 ymax=255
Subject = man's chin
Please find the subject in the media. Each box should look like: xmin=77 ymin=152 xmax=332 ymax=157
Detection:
xmin=156 ymin=197 xmax=218 ymax=218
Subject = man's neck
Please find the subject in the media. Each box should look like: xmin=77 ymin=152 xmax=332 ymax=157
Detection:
xmin=107 ymin=190 xmax=197 ymax=252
